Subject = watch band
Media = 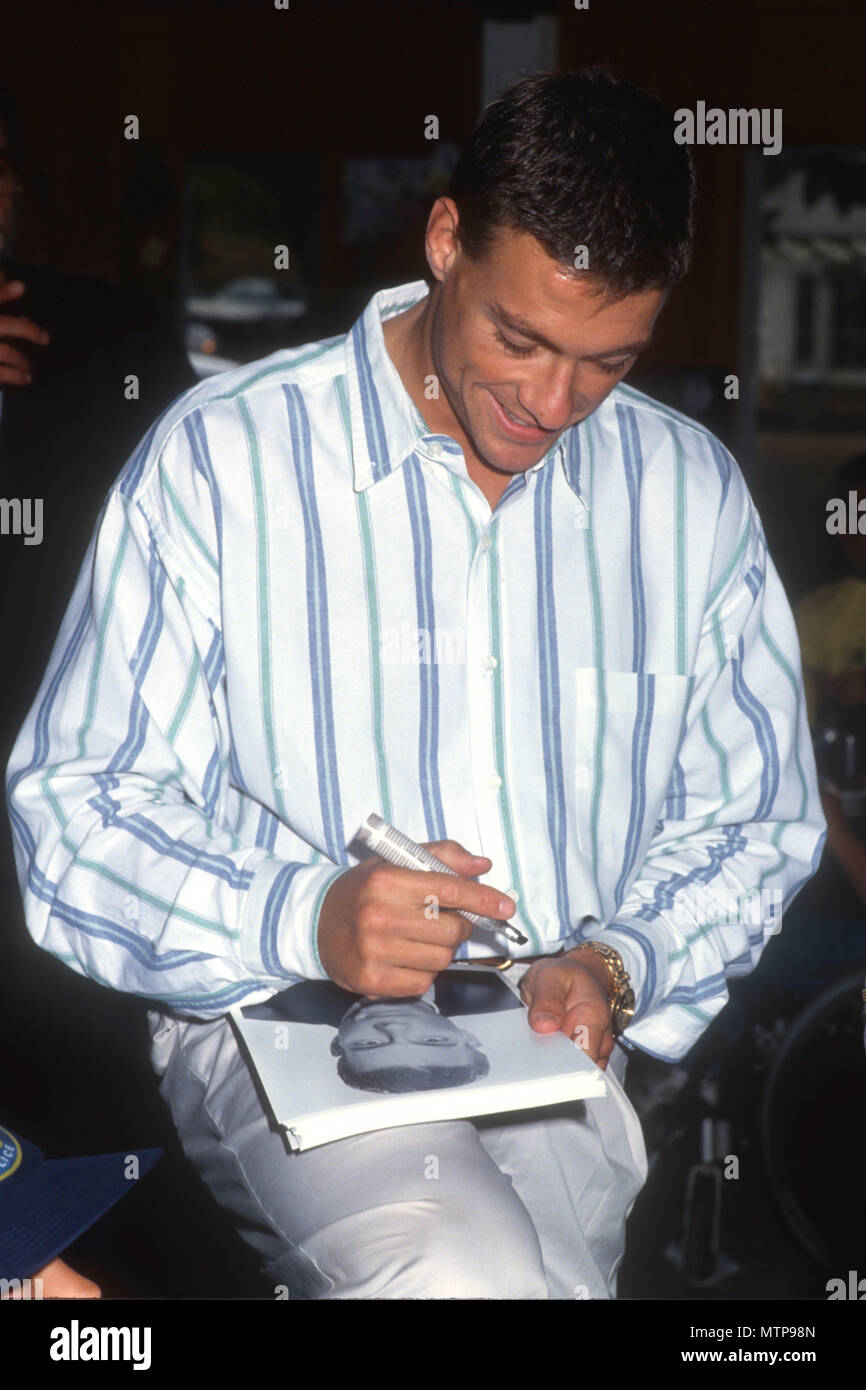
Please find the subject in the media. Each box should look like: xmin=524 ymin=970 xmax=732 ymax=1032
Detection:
xmin=572 ymin=940 xmax=635 ymax=1037
xmin=459 ymin=944 xmax=635 ymax=1037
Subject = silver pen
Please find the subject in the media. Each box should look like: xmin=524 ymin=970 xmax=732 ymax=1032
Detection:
xmin=355 ymin=812 xmax=528 ymax=947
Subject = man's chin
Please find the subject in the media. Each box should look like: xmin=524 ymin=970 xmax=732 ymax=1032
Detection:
xmin=472 ymin=419 xmax=561 ymax=474
xmin=475 ymin=440 xmax=551 ymax=477
xmin=455 ymin=407 xmax=555 ymax=479
xmin=350 ymin=997 xmax=434 ymax=1018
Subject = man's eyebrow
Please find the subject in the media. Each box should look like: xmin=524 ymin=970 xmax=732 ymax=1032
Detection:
xmin=484 ymin=300 xmax=652 ymax=359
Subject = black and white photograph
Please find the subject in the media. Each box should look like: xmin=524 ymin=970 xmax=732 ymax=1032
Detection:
xmin=235 ymin=965 xmax=606 ymax=1150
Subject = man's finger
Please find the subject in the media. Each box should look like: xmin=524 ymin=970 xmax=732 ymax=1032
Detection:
xmin=373 ymin=863 xmax=514 ymax=936
xmin=0 ymin=342 xmax=34 ymax=372
xmin=350 ymin=963 xmax=442 ymax=999
xmin=423 ymin=869 xmax=515 ymax=924
xmin=529 ymin=996 xmax=610 ymax=1066
xmin=381 ymin=932 xmax=463 ymax=975
xmin=0 ymin=279 xmax=26 ymax=304
xmin=0 ymin=367 xmax=32 ymax=386
xmin=0 ymin=315 xmax=50 ymax=345
xmin=564 ymin=1011 xmax=609 ymax=1066
xmin=526 ymin=983 xmax=569 ymax=1032
xmin=425 ymin=841 xmax=492 ymax=875
xmin=394 ymin=898 xmax=477 ymax=956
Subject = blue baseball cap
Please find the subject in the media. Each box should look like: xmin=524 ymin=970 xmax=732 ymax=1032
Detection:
xmin=0 ymin=1123 xmax=162 ymax=1281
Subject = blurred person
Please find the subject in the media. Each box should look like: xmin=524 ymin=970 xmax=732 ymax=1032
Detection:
xmin=0 ymin=83 xmax=196 ymax=736
xmin=0 ymin=1121 xmax=160 ymax=1298
xmin=0 ymin=85 xmax=191 ymax=1291
xmin=6 ymin=70 xmax=824 ymax=1300
xmin=796 ymin=452 xmax=866 ymax=910
xmin=797 ymin=452 xmax=866 ymax=728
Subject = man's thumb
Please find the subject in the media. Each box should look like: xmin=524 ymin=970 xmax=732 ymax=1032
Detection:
xmin=528 ymin=985 xmax=566 ymax=1031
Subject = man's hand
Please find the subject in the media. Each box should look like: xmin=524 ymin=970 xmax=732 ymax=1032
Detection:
xmin=317 ymin=841 xmax=515 ymax=997
xmin=0 ymin=1256 xmax=101 ymax=1299
xmin=520 ymin=950 xmax=615 ymax=1069
xmin=0 ymin=278 xmax=50 ymax=386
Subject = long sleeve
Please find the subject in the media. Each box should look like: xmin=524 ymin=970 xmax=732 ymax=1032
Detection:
xmin=566 ymin=497 xmax=827 ymax=1063
xmin=3 ymin=282 xmax=831 ymax=1054
xmin=5 ymin=421 xmax=347 ymax=1021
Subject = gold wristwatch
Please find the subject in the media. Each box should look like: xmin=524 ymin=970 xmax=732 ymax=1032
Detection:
xmin=573 ymin=941 xmax=635 ymax=1037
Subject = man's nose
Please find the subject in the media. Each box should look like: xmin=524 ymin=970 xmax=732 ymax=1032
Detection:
xmin=370 ymin=1020 xmax=411 ymax=1039
xmin=521 ymin=363 xmax=591 ymax=430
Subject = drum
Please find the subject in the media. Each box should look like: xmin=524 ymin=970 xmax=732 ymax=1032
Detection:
xmin=760 ymin=968 xmax=866 ymax=1268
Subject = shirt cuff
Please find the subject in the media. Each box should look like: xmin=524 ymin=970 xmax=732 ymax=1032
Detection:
xmin=560 ymin=918 xmax=660 ymax=1021
xmin=241 ymin=859 xmax=351 ymax=984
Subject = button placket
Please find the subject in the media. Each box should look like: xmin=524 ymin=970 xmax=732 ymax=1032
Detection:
xmin=465 ymin=522 xmax=506 ymax=893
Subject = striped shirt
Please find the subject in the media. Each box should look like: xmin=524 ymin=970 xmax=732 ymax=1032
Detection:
xmin=6 ymin=280 xmax=826 ymax=1063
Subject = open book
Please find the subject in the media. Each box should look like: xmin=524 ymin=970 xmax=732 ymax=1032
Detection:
xmin=230 ymin=963 xmax=606 ymax=1152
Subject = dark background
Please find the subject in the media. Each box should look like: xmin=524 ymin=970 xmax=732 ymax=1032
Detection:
xmin=1 ymin=0 xmax=864 ymax=1301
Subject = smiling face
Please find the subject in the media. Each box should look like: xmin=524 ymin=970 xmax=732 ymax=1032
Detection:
xmin=423 ymin=211 xmax=666 ymax=489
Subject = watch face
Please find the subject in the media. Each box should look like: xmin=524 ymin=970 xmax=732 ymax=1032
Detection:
xmin=613 ymin=988 xmax=636 ymax=1031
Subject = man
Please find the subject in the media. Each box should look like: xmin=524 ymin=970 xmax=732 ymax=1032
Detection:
xmin=6 ymin=70 xmax=825 ymax=1299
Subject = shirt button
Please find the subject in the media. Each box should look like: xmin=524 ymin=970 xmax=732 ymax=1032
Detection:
xmin=487 ymin=772 xmax=502 ymax=790
xmin=483 ymin=654 xmax=498 ymax=671
xmin=428 ymin=441 xmax=444 ymax=459
xmin=480 ymin=535 xmax=492 ymax=552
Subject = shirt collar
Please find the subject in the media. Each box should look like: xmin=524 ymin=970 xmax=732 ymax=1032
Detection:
xmin=344 ymin=281 xmax=584 ymax=502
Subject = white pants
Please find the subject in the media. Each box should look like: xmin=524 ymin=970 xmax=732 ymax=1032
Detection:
xmin=147 ymin=1006 xmax=647 ymax=1300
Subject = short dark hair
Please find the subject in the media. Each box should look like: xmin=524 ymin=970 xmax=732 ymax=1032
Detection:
xmin=332 ymin=1050 xmax=490 ymax=1094
xmin=449 ymin=68 xmax=695 ymax=298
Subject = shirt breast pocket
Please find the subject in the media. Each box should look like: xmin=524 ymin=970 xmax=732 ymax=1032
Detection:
xmin=573 ymin=667 xmax=692 ymax=903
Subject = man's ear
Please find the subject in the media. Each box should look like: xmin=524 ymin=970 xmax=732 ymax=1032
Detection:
xmin=425 ymin=196 xmax=460 ymax=285
xmin=329 ymin=1036 xmax=342 ymax=1056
